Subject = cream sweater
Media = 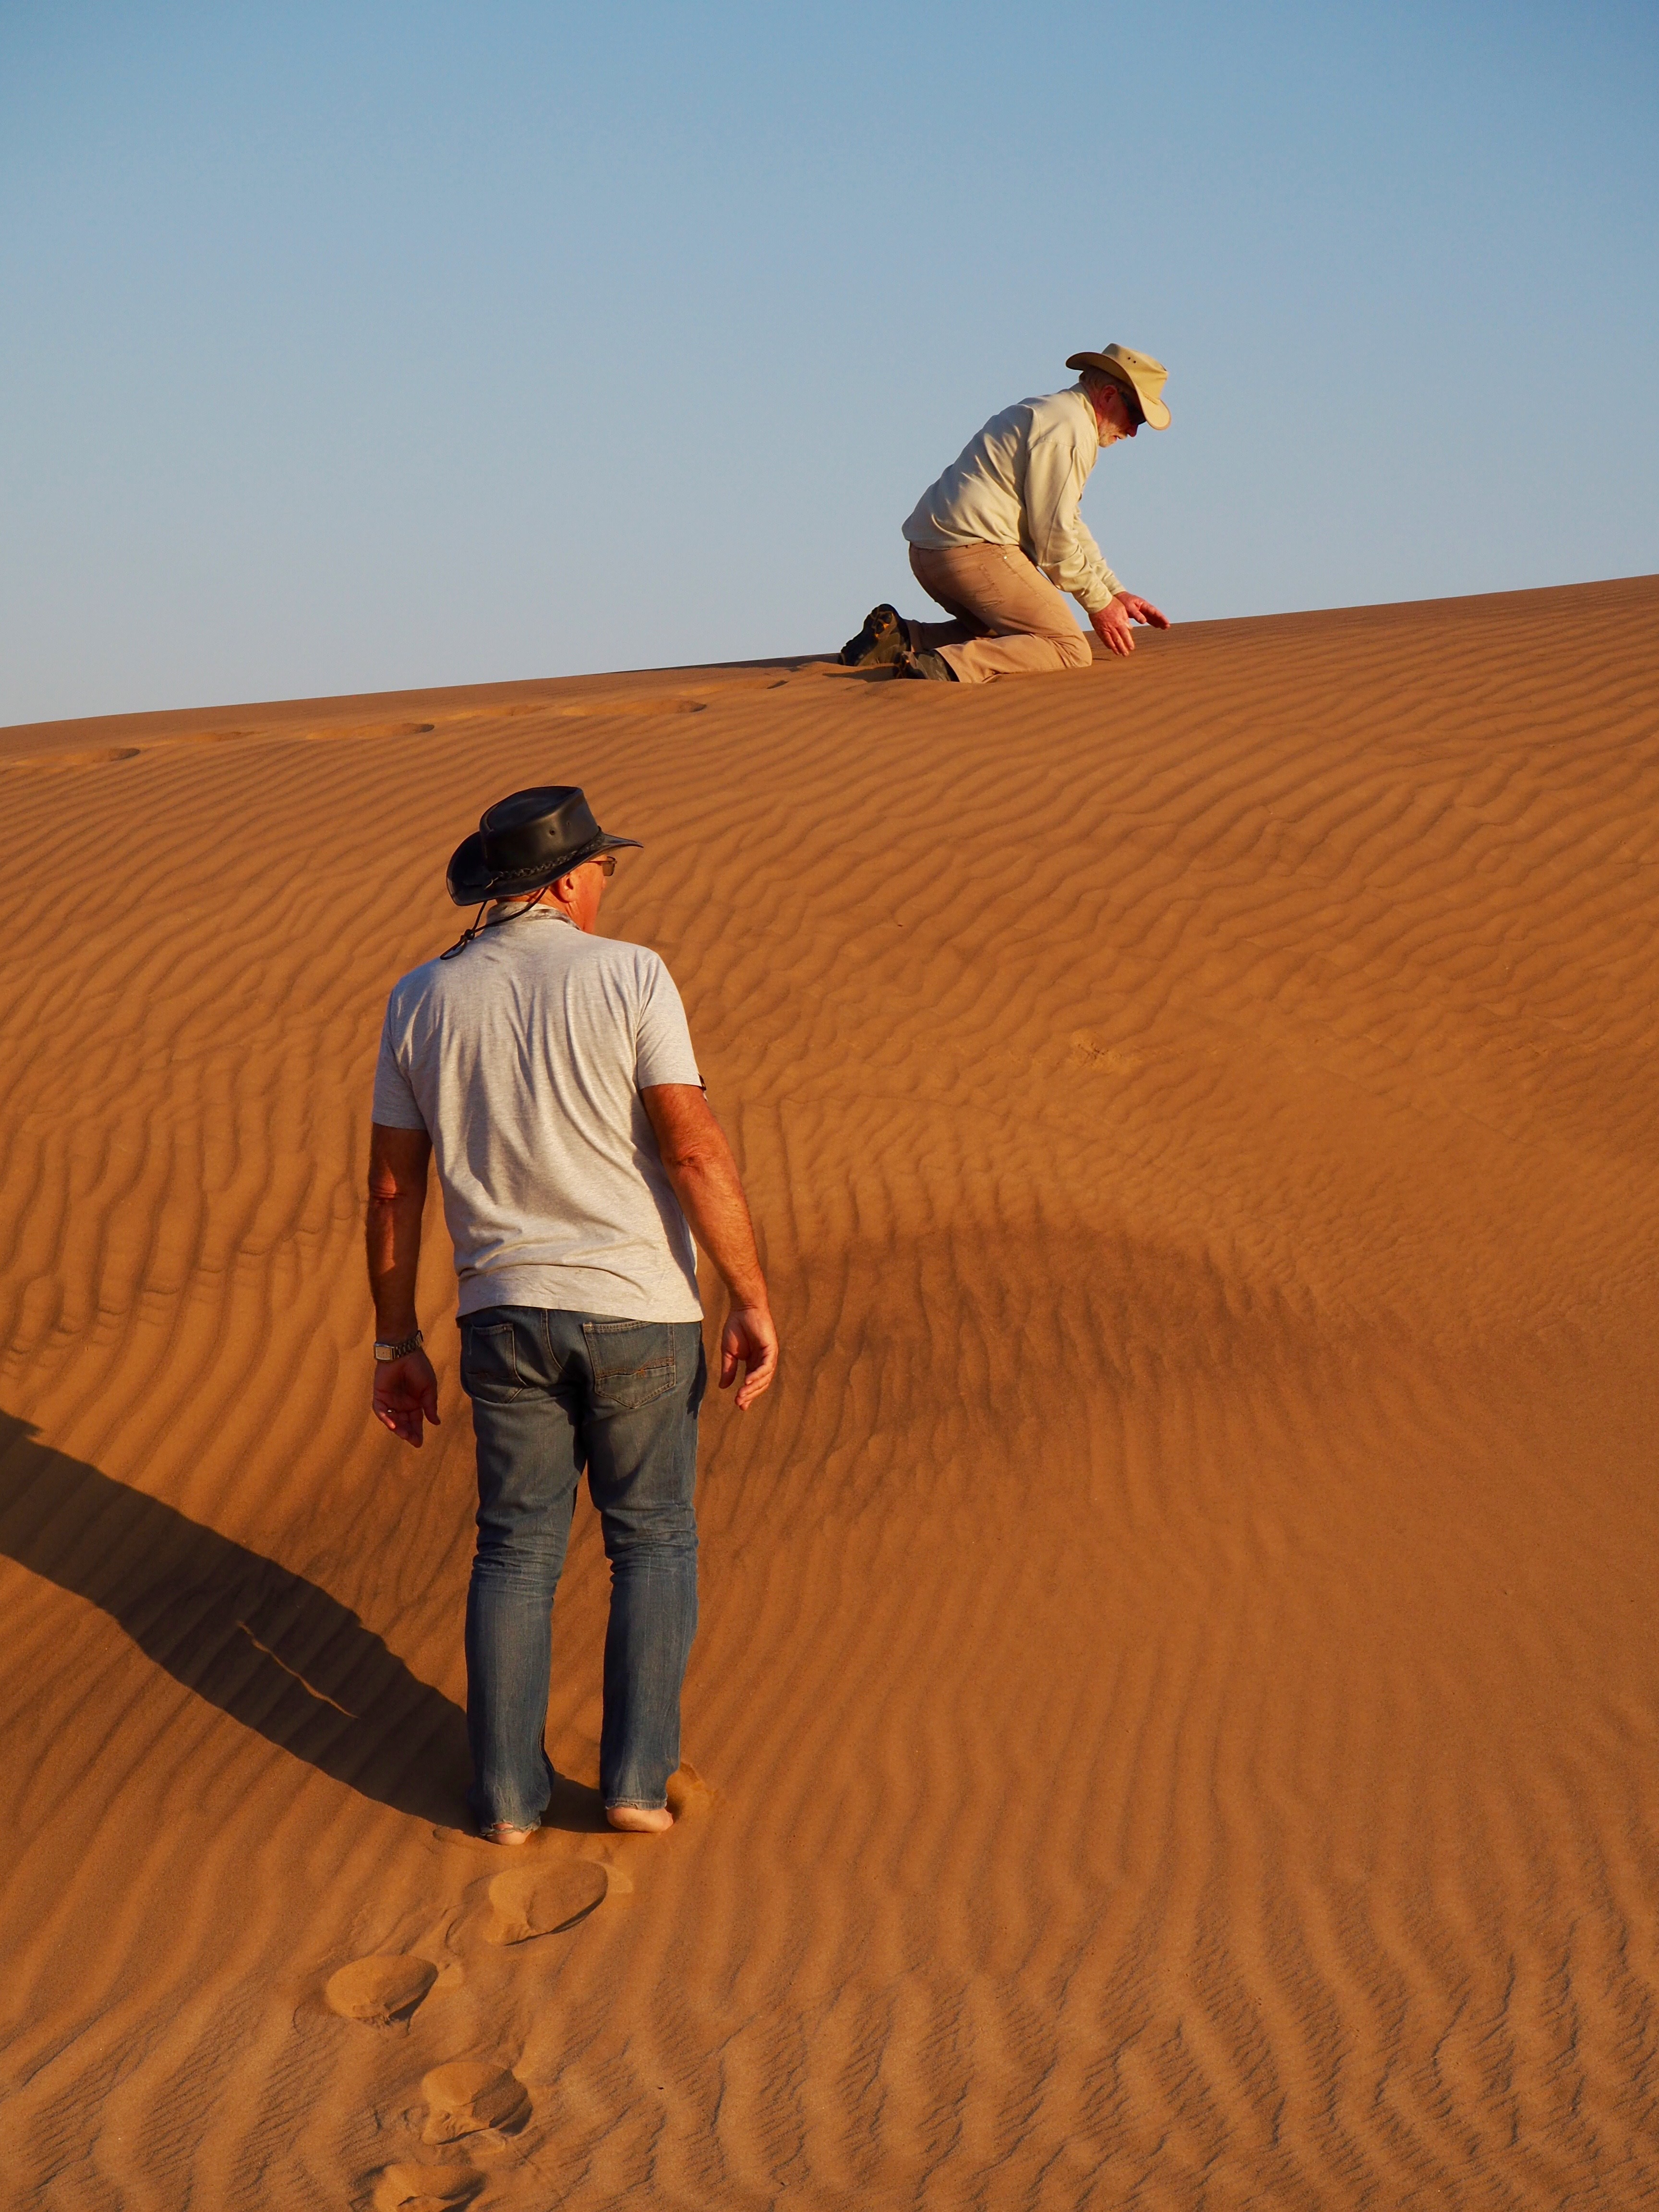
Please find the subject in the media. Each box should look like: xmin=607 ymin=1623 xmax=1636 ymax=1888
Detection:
xmin=902 ymin=383 xmax=1122 ymax=613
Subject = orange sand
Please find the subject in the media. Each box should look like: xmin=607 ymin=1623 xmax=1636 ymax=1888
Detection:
xmin=1 ymin=576 xmax=1657 ymax=2208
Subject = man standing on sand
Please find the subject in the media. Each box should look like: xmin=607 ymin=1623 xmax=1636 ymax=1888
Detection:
xmin=841 ymin=342 xmax=1173 ymax=684
xmin=365 ymin=785 xmax=778 ymax=1845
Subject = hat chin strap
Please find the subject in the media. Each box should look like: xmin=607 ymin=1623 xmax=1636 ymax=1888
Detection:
xmin=441 ymin=842 xmax=604 ymax=956
xmin=439 ymin=890 xmax=550 ymax=962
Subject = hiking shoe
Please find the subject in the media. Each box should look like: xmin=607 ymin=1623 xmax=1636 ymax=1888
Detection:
xmin=840 ymin=603 xmax=908 ymax=667
xmin=895 ymin=648 xmax=956 ymax=683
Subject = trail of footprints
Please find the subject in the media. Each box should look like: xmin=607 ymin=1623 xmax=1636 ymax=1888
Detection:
xmin=1 ymin=674 xmax=800 ymax=774
xmin=0 ymin=719 xmax=438 ymax=771
xmin=325 ymin=1767 xmax=708 ymax=2209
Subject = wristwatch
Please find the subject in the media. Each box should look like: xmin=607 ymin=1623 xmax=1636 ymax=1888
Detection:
xmin=374 ymin=1328 xmax=424 ymax=1363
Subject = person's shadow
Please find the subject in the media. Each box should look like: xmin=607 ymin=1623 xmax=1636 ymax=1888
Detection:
xmin=0 ymin=1409 xmax=471 ymax=1824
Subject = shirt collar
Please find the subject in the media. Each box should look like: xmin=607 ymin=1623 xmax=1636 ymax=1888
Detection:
xmin=483 ymin=897 xmax=576 ymax=929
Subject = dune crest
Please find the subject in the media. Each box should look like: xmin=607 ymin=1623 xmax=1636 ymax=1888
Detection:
xmin=1 ymin=578 xmax=1657 ymax=2204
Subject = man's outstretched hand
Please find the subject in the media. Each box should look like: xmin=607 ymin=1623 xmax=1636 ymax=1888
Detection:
xmin=721 ymin=1302 xmax=779 ymax=1410
xmin=1091 ymin=591 xmax=1170 ymax=658
xmin=373 ymin=1346 xmax=441 ymax=1447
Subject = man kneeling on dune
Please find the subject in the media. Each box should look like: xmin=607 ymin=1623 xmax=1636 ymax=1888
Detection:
xmin=842 ymin=342 xmax=1172 ymax=684
xmin=365 ymin=786 xmax=779 ymax=1843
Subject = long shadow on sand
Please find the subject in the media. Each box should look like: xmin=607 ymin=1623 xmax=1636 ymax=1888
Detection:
xmin=0 ymin=1410 xmax=470 ymax=1824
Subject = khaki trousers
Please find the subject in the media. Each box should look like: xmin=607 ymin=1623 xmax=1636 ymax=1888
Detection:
xmin=907 ymin=543 xmax=1094 ymax=684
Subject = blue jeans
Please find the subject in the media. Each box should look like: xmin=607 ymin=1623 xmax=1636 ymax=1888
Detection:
xmin=459 ymin=1305 xmax=704 ymax=1826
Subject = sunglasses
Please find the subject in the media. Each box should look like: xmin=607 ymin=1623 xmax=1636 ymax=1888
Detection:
xmin=589 ymin=854 xmax=618 ymax=877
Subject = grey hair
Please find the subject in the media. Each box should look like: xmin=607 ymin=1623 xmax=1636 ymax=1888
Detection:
xmin=1078 ymin=364 xmax=1137 ymax=411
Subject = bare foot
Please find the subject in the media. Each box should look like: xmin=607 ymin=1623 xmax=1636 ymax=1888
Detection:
xmin=606 ymin=1805 xmax=673 ymax=1835
xmin=480 ymin=1821 xmax=534 ymax=1847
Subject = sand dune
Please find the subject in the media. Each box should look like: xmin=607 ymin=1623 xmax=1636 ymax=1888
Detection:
xmin=1 ymin=576 xmax=1657 ymax=2208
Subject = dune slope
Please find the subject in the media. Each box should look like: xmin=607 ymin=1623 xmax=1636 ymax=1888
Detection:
xmin=1 ymin=576 xmax=1658 ymax=2209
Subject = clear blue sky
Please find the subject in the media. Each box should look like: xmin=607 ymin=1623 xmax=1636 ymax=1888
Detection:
xmin=2 ymin=0 xmax=1655 ymax=726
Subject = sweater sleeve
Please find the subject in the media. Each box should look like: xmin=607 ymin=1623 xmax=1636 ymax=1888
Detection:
xmin=1022 ymin=424 xmax=1122 ymax=613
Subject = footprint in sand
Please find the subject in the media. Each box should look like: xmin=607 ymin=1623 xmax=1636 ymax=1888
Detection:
xmin=577 ymin=1847 xmax=634 ymax=1897
xmin=5 ymin=729 xmax=271 ymax=771
xmin=421 ymin=2061 xmax=530 ymax=2143
xmin=324 ymin=1955 xmax=438 ymax=2025
xmin=301 ymin=719 xmax=436 ymax=741
xmin=3 ymin=745 xmax=143 ymax=770
xmin=1069 ymin=1030 xmax=1146 ymax=1074
xmin=544 ymin=697 xmax=707 ymax=720
xmin=481 ymin=1858 xmax=608 ymax=1945
xmin=371 ymin=2164 xmax=484 ymax=2211
xmin=666 ymin=1761 xmax=712 ymax=1820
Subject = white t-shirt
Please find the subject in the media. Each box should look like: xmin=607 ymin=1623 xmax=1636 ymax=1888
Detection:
xmin=372 ymin=906 xmax=704 ymax=1321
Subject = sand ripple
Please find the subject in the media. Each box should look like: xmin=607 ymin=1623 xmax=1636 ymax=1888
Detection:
xmin=1 ymin=582 xmax=1657 ymax=2203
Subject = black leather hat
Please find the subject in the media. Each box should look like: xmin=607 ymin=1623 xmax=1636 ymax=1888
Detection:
xmin=446 ymin=785 xmax=642 ymax=906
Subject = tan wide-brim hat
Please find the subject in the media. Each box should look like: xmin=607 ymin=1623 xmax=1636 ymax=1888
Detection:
xmin=1065 ymin=342 xmax=1171 ymax=430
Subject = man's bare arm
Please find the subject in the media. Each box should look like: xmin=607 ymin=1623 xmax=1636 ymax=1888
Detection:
xmin=642 ymin=1084 xmax=779 ymax=1409
xmin=366 ymin=1122 xmax=441 ymax=1447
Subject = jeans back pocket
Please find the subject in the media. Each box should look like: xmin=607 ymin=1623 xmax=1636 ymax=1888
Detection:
xmin=460 ymin=1318 xmax=527 ymax=1402
xmin=582 ymin=1320 xmax=679 ymax=1412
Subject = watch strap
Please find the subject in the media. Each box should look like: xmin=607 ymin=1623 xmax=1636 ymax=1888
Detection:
xmin=374 ymin=1328 xmax=424 ymax=1362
